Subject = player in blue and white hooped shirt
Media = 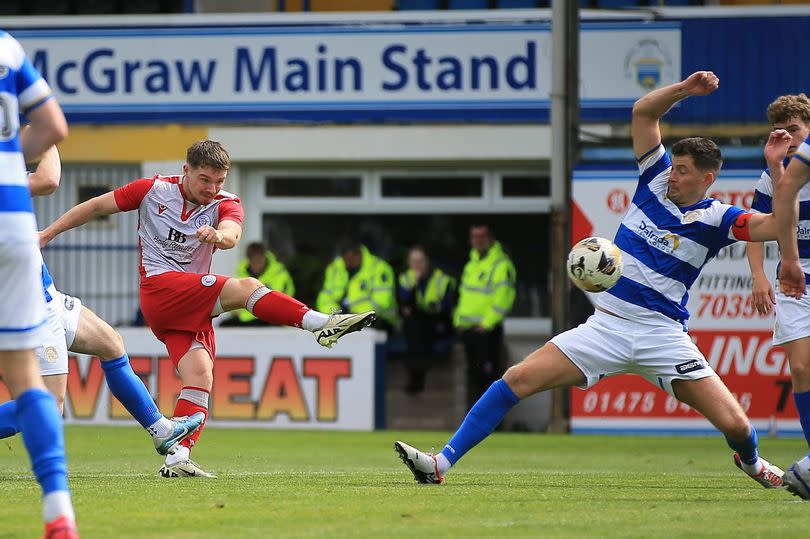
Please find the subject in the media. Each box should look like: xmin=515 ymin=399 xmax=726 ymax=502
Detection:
xmin=0 ymin=145 xmax=204 ymax=459
xmin=769 ymin=113 xmax=810 ymax=499
xmin=394 ymin=71 xmax=786 ymax=491
xmin=744 ymin=95 xmax=810 ymax=500
xmin=0 ymin=30 xmax=78 ymax=538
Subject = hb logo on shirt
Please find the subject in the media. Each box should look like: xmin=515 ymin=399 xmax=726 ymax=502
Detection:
xmin=167 ymin=227 xmax=187 ymax=243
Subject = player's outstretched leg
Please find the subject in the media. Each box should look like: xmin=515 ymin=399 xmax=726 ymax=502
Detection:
xmin=673 ymin=377 xmax=784 ymax=489
xmin=395 ymin=378 xmax=519 ymax=484
xmin=222 ymin=280 xmax=375 ymax=348
xmin=69 ymin=306 xmax=205 ymax=454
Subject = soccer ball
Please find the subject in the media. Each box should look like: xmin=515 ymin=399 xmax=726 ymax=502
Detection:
xmin=566 ymin=237 xmax=623 ymax=293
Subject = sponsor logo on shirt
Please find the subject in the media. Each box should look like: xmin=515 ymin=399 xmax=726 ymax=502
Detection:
xmin=797 ymin=224 xmax=810 ymax=240
xmin=675 ymin=359 xmax=705 ymax=374
xmin=636 ymin=220 xmax=680 ymax=254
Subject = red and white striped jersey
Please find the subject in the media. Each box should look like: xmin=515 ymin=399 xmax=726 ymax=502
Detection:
xmin=114 ymin=175 xmax=244 ymax=278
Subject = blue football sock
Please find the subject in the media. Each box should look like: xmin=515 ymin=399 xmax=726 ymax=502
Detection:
xmin=440 ymin=379 xmax=519 ymax=466
xmin=101 ymin=354 xmax=162 ymax=429
xmin=0 ymin=400 xmax=19 ymax=439
xmin=16 ymin=388 xmax=68 ymax=494
xmin=726 ymin=424 xmax=759 ymax=465
xmin=793 ymin=390 xmax=810 ymax=454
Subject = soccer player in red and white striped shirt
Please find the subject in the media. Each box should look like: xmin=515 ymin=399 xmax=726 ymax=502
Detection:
xmin=41 ymin=140 xmax=375 ymax=477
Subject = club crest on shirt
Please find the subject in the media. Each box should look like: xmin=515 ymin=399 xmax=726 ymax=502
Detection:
xmin=44 ymin=346 xmax=58 ymax=363
xmin=195 ymin=214 xmax=213 ymax=228
xmin=200 ymin=274 xmax=217 ymax=287
xmin=682 ymin=210 xmax=702 ymax=224
xmin=157 ymin=204 xmax=167 ymax=215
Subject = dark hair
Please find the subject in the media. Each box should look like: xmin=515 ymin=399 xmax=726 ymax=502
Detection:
xmin=469 ymin=223 xmax=493 ymax=235
xmin=339 ymin=240 xmax=363 ymax=257
xmin=767 ymin=93 xmax=810 ymax=126
xmin=670 ymin=137 xmax=723 ymax=173
xmin=246 ymin=242 xmax=265 ymax=258
xmin=186 ymin=140 xmax=230 ymax=170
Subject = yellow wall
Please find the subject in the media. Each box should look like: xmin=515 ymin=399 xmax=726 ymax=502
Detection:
xmin=58 ymin=125 xmax=208 ymax=163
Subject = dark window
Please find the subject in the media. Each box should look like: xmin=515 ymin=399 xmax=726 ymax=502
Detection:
xmin=78 ymin=185 xmax=111 ymax=223
xmin=381 ymin=176 xmax=482 ymax=198
xmin=501 ymin=175 xmax=550 ymax=197
xmin=261 ymin=213 xmax=549 ymax=318
xmin=265 ymin=176 xmax=362 ymax=198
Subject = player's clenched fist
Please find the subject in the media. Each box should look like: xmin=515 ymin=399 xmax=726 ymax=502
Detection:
xmin=682 ymin=71 xmax=719 ymax=97
xmin=196 ymin=225 xmax=223 ymax=244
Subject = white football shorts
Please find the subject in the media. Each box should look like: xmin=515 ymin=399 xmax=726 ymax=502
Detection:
xmin=0 ymin=242 xmax=47 ymax=350
xmin=550 ymin=309 xmax=717 ymax=396
xmin=35 ymin=287 xmax=82 ymax=376
xmin=773 ymin=289 xmax=810 ymax=345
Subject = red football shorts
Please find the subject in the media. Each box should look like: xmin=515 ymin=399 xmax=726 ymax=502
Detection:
xmin=140 ymin=271 xmax=229 ymax=367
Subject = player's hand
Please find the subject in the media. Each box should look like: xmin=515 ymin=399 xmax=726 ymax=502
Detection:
xmin=778 ymin=259 xmax=806 ymax=299
xmin=196 ymin=225 xmax=223 ymax=244
xmin=750 ymin=274 xmax=776 ymax=315
xmin=682 ymin=71 xmax=719 ymax=97
xmin=39 ymin=230 xmax=51 ymax=249
xmin=764 ymin=129 xmax=791 ymax=166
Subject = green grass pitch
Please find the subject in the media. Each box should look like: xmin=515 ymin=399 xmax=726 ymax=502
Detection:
xmin=1 ymin=427 xmax=808 ymax=538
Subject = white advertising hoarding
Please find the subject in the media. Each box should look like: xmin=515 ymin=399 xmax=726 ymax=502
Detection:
xmin=8 ymin=328 xmax=379 ymax=431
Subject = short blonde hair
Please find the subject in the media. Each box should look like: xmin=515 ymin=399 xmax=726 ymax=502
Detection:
xmin=767 ymin=94 xmax=810 ymax=126
xmin=186 ymin=140 xmax=230 ymax=170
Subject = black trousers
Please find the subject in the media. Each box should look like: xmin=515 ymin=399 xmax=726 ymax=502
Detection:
xmin=402 ymin=311 xmax=452 ymax=392
xmin=460 ymin=324 xmax=505 ymax=410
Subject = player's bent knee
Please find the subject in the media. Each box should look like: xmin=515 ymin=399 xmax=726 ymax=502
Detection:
xmin=503 ymin=363 xmax=538 ymax=398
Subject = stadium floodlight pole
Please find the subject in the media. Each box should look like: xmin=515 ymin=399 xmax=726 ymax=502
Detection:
xmin=548 ymin=0 xmax=579 ymax=433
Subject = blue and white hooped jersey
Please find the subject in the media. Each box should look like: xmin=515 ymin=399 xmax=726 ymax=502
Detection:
xmin=751 ymin=156 xmax=810 ymax=278
xmin=0 ymin=30 xmax=53 ymax=243
xmin=597 ymin=145 xmax=746 ymax=327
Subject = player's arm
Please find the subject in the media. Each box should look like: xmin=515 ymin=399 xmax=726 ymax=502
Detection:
xmin=771 ymin=131 xmax=808 ymax=297
xmin=27 ymin=144 xmax=61 ymax=196
xmin=20 ymin=98 xmax=68 ymax=163
xmin=40 ymin=191 xmax=121 ymax=248
xmin=631 ymin=71 xmax=719 ymax=159
xmin=197 ymin=220 xmax=242 ymax=250
xmin=746 ymin=242 xmax=774 ymax=315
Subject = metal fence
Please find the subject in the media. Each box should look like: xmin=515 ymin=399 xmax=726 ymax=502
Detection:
xmin=35 ymin=163 xmax=142 ymax=327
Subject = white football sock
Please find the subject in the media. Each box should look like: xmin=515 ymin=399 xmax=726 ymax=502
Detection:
xmin=739 ymin=457 xmax=764 ymax=476
xmin=147 ymin=417 xmax=173 ymax=438
xmin=302 ymin=310 xmax=330 ymax=331
xmin=43 ymin=491 xmax=75 ymax=523
xmin=165 ymin=444 xmax=190 ymax=466
xmin=435 ymin=453 xmax=452 ymax=475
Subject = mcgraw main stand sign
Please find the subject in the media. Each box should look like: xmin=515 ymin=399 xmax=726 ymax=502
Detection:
xmin=0 ymin=328 xmax=380 ymax=431
xmin=11 ymin=21 xmax=680 ymax=123
xmin=571 ymin=168 xmax=801 ymax=436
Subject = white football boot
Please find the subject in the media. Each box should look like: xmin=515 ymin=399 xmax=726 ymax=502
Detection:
xmin=394 ymin=440 xmax=444 ymax=484
xmin=784 ymin=456 xmax=810 ymax=499
xmin=159 ymin=457 xmax=217 ymax=478
xmin=314 ymin=311 xmax=375 ymax=348
xmin=733 ymin=453 xmax=784 ymax=489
